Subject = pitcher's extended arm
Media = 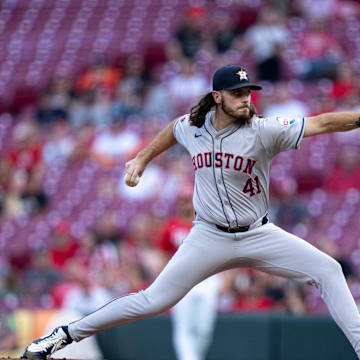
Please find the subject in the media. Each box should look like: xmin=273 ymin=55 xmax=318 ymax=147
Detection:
xmin=124 ymin=118 xmax=178 ymax=186
xmin=304 ymin=112 xmax=360 ymax=137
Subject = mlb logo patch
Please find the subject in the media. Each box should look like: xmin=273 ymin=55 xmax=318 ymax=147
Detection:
xmin=277 ymin=117 xmax=296 ymax=126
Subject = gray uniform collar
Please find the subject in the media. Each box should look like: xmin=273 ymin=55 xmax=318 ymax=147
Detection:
xmin=205 ymin=111 xmax=241 ymax=137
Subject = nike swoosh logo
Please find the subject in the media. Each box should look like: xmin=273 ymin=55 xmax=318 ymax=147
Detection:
xmin=195 ymin=134 xmax=202 ymax=138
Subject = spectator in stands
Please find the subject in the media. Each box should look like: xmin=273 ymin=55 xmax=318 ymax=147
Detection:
xmin=71 ymin=230 xmax=98 ymax=270
xmin=263 ymin=82 xmax=309 ymax=117
xmin=88 ymin=213 xmax=121 ymax=285
xmin=221 ymin=269 xmax=307 ymax=314
xmin=115 ymin=237 xmax=149 ymax=294
xmin=338 ymin=87 xmax=360 ymax=114
xmin=128 ymin=213 xmax=164 ymax=283
xmin=111 ymin=55 xmax=148 ymax=119
xmin=68 ymin=91 xmax=97 ymax=127
xmin=231 ymin=270 xmax=275 ymax=312
xmin=36 ymin=92 xmax=68 ymax=126
xmin=143 ymin=67 xmax=174 ymax=118
xmin=5 ymin=244 xmax=34 ymax=310
xmin=167 ymin=6 xmax=206 ymax=60
xmin=5 ymin=121 xmax=47 ymax=218
xmin=112 ymin=82 xmax=143 ymax=119
xmin=20 ymin=170 xmax=48 ymax=217
xmin=120 ymin=54 xmax=148 ymax=95
xmin=36 ymin=76 xmax=73 ymax=127
xmin=331 ymin=62 xmax=357 ymax=106
xmin=323 ymin=146 xmax=360 ymax=195
xmin=284 ymin=283 xmax=307 ymax=315
xmin=212 ymin=10 xmax=238 ymax=54
xmin=42 ymin=118 xmax=75 ymax=166
xmin=91 ymin=117 xmax=141 ymax=168
xmin=61 ymin=258 xmax=114 ymax=315
xmin=298 ymin=17 xmax=342 ymax=81
xmin=24 ymin=249 xmax=62 ymax=308
xmin=143 ymin=42 xmax=167 ymax=71
xmin=70 ymin=88 xmax=115 ymax=128
xmin=168 ymin=59 xmax=209 ymax=114
xmin=8 ymin=246 xmax=31 ymax=276
xmin=270 ymin=176 xmax=310 ymax=232
xmin=233 ymin=0 xmax=261 ymax=34
xmin=47 ymin=76 xmax=73 ymax=112
xmin=56 ymin=228 xmax=122 ymax=312
xmin=309 ymin=93 xmax=336 ymax=116
xmin=49 ymin=222 xmax=79 ymax=271
xmin=7 ymin=121 xmax=43 ymax=177
xmin=75 ymin=56 xmax=120 ymax=93
xmin=60 ymin=225 xmax=142 ymax=308
xmin=70 ymin=123 xmax=95 ymax=162
xmin=263 ymin=275 xmax=307 ymax=315
xmin=94 ymin=212 xmax=122 ymax=246
xmin=90 ymin=88 xmax=114 ymax=127
xmin=3 ymin=169 xmax=28 ymax=219
xmin=60 ymin=220 xmax=151 ymax=313
xmin=242 ymin=6 xmax=288 ymax=82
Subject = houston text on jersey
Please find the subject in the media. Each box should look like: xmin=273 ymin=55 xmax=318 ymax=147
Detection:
xmin=191 ymin=152 xmax=256 ymax=174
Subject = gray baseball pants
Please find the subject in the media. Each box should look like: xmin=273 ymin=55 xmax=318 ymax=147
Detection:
xmin=68 ymin=221 xmax=360 ymax=358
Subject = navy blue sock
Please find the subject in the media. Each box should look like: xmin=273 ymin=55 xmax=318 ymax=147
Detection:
xmin=61 ymin=325 xmax=73 ymax=344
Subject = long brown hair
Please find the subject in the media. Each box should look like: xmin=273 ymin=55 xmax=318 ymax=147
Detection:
xmin=189 ymin=92 xmax=257 ymax=128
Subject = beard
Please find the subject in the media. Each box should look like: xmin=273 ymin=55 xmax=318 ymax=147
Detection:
xmin=221 ymin=99 xmax=252 ymax=125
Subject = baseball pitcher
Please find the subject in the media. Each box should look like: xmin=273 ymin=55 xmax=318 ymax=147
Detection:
xmin=24 ymin=65 xmax=360 ymax=359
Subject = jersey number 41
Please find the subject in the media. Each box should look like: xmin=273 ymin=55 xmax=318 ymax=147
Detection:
xmin=242 ymin=176 xmax=261 ymax=197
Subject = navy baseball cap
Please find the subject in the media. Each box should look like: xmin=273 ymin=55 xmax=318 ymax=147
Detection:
xmin=212 ymin=65 xmax=262 ymax=91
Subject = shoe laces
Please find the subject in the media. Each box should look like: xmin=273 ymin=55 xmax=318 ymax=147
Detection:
xmin=34 ymin=328 xmax=66 ymax=351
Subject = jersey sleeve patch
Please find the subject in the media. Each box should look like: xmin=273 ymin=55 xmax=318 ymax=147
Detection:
xmin=277 ymin=117 xmax=297 ymax=127
xmin=258 ymin=116 xmax=305 ymax=157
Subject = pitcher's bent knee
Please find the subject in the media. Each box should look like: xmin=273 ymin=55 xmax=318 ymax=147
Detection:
xmin=326 ymin=257 xmax=343 ymax=276
xmin=317 ymin=256 xmax=344 ymax=282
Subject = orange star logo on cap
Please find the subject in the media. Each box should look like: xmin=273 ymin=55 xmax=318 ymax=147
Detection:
xmin=236 ymin=69 xmax=248 ymax=81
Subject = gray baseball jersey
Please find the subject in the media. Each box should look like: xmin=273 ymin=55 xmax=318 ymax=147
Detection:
xmin=173 ymin=111 xmax=305 ymax=227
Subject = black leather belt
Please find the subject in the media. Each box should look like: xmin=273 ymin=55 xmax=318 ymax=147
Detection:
xmin=216 ymin=215 xmax=268 ymax=233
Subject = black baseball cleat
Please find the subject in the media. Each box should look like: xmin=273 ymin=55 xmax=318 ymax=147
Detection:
xmin=23 ymin=325 xmax=73 ymax=359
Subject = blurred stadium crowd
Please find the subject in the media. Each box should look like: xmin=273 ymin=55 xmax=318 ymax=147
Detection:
xmin=2 ymin=0 xmax=360 ymax=325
